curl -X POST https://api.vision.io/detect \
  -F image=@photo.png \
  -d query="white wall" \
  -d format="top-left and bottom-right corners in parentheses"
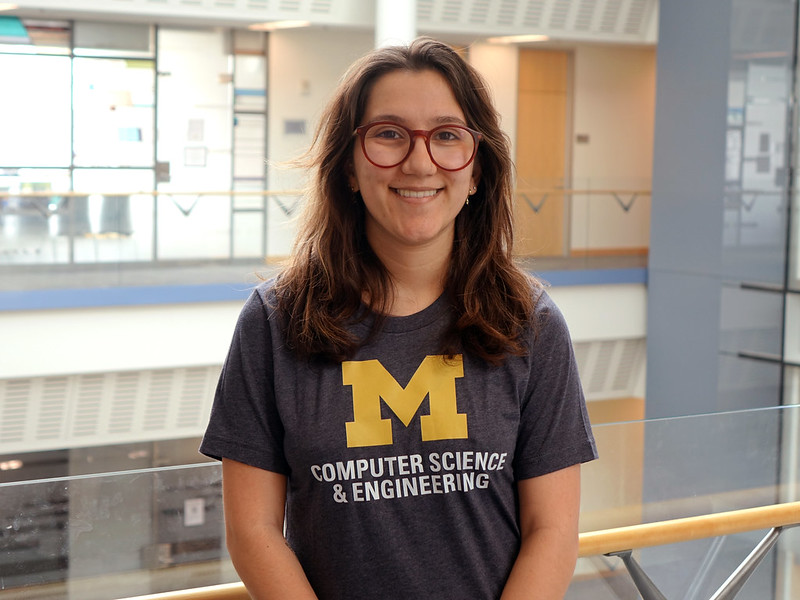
top-left (549, 284), bottom-right (647, 342)
top-left (0, 284), bottom-right (646, 379)
top-left (0, 302), bottom-right (243, 379)
top-left (468, 42), bottom-right (519, 157)
top-left (266, 28), bottom-right (373, 256)
top-left (571, 44), bottom-right (656, 252)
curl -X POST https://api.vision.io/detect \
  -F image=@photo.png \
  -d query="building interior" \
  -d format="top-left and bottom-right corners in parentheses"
top-left (0, 0), bottom-right (798, 598)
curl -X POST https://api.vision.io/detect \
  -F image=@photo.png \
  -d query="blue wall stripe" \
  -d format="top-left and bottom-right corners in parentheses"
top-left (534, 267), bottom-right (648, 287)
top-left (0, 284), bottom-right (256, 312)
top-left (0, 268), bottom-right (646, 312)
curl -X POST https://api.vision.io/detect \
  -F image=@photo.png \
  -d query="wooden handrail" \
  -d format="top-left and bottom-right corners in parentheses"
top-left (122, 583), bottom-right (247, 600)
top-left (118, 501), bottom-right (800, 600)
top-left (578, 500), bottom-right (800, 557)
top-left (516, 188), bottom-right (652, 196)
top-left (0, 188), bottom-right (653, 198)
top-left (0, 190), bottom-right (304, 198)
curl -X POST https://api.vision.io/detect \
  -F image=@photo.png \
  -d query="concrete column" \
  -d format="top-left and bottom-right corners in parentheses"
top-left (374, 0), bottom-right (416, 48)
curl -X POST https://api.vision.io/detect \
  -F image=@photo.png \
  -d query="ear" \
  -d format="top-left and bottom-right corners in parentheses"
top-left (469, 160), bottom-right (481, 191)
top-left (346, 162), bottom-right (359, 192)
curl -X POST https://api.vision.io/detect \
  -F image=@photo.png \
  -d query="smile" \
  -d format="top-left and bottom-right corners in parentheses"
top-left (393, 188), bottom-right (441, 199)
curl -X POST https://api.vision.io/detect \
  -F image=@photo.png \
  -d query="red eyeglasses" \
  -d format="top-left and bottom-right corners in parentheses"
top-left (354, 121), bottom-right (482, 171)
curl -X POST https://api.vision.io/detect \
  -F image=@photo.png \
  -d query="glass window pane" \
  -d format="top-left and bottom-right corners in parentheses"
top-left (0, 168), bottom-right (72, 265)
top-left (73, 58), bottom-right (155, 168)
top-left (0, 54), bottom-right (71, 166)
top-left (71, 168), bottom-right (155, 263)
top-left (156, 28), bottom-right (232, 190)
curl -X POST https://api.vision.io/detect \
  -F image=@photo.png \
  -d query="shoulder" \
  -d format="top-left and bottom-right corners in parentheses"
top-left (233, 278), bottom-right (283, 331)
top-left (528, 285), bottom-right (573, 346)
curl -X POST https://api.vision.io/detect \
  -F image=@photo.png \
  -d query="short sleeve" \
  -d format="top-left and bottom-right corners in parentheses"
top-left (513, 292), bottom-right (598, 480)
top-left (199, 286), bottom-right (290, 474)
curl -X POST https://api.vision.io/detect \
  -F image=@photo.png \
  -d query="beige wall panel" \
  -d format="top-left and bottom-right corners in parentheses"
top-left (515, 49), bottom-right (569, 256)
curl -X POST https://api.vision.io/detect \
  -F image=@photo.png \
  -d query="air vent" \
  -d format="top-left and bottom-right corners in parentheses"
top-left (497, 1), bottom-right (517, 27)
top-left (176, 368), bottom-right (214, 428)
top-left (144, 370), bottom-right (174, 432)
top-left (0, 379), bottom-right (30, 444)
top-left (574, 0), bottom-right (596, 31)
top-left (573, 338), bottom-right (646, 400)
top-left (279, 0), bottom-right (301, 11)
top-left (37, 377), bottom-right (69, 441)
top-left (310, 0), bottom-right (333, 13)
top-left (0, 366), bottom-right (221, 454)
top-left (469, 0), bottom-right (490, 25)
top-left (108, 372), bottom-right (140, 435)
top-left (624, 0), bottom-right (647, 34)
top-left (418, 0), bottom-right (435, 21)
top-left (441, 0), bottom-right (464, 23)
top-left (600, 0), bottom-right (623, 33)
top-left (97, 0), bottom-right (654, 43)
top-left (522, 0), bottom-right (546, 28)
top-left (72, 374), bottom-right (104, 438)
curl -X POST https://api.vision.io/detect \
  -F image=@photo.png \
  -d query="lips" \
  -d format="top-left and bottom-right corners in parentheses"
top-left (393, 188), bottom-right (441, 199)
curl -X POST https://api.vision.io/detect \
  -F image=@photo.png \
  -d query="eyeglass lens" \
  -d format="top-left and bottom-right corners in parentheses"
top-left (361, 123), bottom-right (477, 170)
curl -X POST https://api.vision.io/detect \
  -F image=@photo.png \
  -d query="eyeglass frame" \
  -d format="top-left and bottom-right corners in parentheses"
top-left (353, 121), bottom-right (483, 172)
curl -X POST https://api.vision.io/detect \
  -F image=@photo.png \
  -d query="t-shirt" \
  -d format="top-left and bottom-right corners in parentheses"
top-left (200, 280), bottom-right (597, 600)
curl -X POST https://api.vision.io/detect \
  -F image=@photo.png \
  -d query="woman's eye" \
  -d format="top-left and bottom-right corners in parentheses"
top-left (434, 128), bottom-right (462, 142)
top-left (372, 128), bottom-right (405, 140)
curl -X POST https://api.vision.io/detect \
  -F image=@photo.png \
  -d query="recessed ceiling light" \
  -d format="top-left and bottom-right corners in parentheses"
top-left (487, 34), bottom-right (550, 44)
top-left (248, 20), bottom-right (311, 31)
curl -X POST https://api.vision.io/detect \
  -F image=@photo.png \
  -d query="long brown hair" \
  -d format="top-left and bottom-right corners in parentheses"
top-left (274, 37), bottom-right (539, 365)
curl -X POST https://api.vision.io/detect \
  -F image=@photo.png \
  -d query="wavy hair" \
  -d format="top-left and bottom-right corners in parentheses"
top-left (274, 37), bottom-right (540, 365)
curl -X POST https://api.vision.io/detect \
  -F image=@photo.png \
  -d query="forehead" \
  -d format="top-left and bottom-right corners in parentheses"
top-left (362, 68), bottom-right (466, 124)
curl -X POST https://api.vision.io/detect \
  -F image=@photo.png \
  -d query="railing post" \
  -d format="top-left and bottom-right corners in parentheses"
top-left (607, 550), bottom-right (669, 600)
top-left (708, 526), bottom-right (786, 600)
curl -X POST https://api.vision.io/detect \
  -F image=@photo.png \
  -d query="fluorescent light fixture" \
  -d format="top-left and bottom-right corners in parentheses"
top-left (487, 34), bottom-right (549, 44)
top-left (248, 20), bottom-right (311, 31)
top-left (0, 4), bottom-right (19, 11)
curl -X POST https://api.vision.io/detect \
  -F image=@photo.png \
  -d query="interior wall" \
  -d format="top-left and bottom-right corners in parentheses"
top-left (468, 42), bottom-right (520, 160)
top-left (571, 44), bottom-right (656, 253)
top-left (266, 28), bottom-right (373, 257)
top-left (0, 302), bottom-right (243, 379)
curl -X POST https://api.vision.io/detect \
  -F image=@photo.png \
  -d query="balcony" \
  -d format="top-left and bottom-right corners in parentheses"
top-left (2, 404), bottom-right (798, 599)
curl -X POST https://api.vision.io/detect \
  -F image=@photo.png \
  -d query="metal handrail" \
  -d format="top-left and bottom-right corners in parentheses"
top-left (0, 188), bottom-right (652, 199)
top-left (117, 500), bottom-right (800, 600)
top-left (0, 190), bottom-right (304, 198)
top-left (578, 500), bottom-right (800, 556)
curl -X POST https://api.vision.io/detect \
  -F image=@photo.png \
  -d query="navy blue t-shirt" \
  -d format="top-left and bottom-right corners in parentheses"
top-left (200, 280), bottom-right (597, 599)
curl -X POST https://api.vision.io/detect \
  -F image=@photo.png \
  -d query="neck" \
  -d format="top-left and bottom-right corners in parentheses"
top-left (369, 237), bottom-right (451, 317)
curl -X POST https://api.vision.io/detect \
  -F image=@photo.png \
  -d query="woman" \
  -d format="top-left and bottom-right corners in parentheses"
top-left (201, 37), bottom-right (597, 599)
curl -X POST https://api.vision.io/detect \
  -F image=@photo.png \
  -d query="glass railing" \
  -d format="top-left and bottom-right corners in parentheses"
top-left (7, 403), bottom-right (790, 599)
top-left (573, 403), bottom-right (800, 600)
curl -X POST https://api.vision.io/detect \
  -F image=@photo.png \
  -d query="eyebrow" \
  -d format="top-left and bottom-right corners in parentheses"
top-left (368, 114), bottom-right (468, 127)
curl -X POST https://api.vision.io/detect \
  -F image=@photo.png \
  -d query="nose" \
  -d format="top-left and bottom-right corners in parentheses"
top-left (401, 133), bottom-right (437, 174)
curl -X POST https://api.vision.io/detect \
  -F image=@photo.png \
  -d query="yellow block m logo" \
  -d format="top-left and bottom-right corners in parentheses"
top-left (342, 355), bottom-right (468, 448)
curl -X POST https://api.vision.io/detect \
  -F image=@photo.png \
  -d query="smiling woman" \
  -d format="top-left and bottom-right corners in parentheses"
top-left (200, 37), bottom-right (597, 600)
top-left (348, 68), bottom-right (480, 293)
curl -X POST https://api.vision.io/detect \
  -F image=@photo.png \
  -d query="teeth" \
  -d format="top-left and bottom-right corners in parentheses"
top-left (395, 188), bottom-right (438, 198)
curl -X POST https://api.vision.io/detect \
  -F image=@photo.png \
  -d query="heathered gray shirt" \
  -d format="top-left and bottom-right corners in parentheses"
top-left (200, 280), bottom-right (597, 599)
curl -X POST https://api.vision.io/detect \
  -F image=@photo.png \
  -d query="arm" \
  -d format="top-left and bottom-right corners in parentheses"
top-left (500, 464), bottom-right (582, 600)
top-left (222, 458), bottom-right (318, 600)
